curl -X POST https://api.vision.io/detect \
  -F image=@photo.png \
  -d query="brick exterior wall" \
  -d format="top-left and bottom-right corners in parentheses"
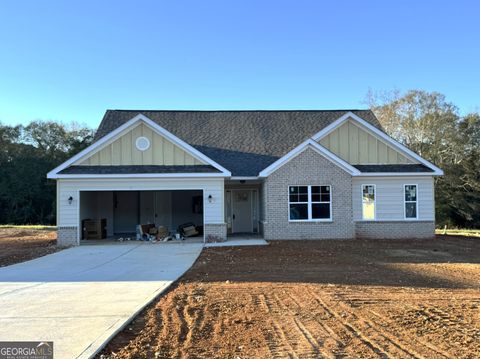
top-left (204, 223), bottom-right (227, 241)
top-left (355, 221), bottom-right (435, 239)
top-left (263, 148), bottom-right (355, 240)
top-left (57, 226), bottom-right (79, 246)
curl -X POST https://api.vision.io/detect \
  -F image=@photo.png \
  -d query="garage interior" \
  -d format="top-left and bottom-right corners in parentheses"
top-left (79, 190), bottom-right (204, 241)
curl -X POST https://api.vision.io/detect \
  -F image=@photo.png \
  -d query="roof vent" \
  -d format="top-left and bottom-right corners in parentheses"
top-left (135, 136), bottom-right (150, 151)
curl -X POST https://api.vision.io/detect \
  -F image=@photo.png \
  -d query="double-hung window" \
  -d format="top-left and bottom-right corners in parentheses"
top-left (404, 184), bottom-right (418, 219)
top-left (289, 185), bottom-right (331, 221)
top-left (362, 185), bottom-right (375, 220)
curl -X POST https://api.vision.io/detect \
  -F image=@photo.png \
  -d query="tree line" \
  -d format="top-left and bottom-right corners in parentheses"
top-left (367, 90), bottom-right (480, 228)
top-left (0, 121), bottom-right (94, 224)
top-left (0, 90), bottom-right (479, 228)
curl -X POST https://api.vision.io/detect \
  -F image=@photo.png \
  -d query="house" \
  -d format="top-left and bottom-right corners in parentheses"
top-left (47, 110), bottom-right (443, 246)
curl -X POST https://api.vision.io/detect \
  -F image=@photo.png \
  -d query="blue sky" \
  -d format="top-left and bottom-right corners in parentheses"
top-left (0, 1), bottom-right (478, 128)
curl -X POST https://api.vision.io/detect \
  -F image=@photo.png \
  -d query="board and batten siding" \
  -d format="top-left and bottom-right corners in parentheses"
top-left (75, 123), bottom-right (205, 166)
top-left (57, 178), bottom-right (225, 238)
top-left (352, 176), bottom-right (435, 221)
top-left (319, 120), bottom-right (415, 165)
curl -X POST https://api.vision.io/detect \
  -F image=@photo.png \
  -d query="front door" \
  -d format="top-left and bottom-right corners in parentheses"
top-left (232, 190), bottom-right (252, 233)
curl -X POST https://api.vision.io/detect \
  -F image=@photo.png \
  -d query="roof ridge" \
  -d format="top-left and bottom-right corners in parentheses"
top-left (107, 109), bottom-right (373, 113)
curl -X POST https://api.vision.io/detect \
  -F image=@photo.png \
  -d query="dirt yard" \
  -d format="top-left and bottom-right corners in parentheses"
top-left (0, 227), bottom-right (58, 267)
top-left (99, 236), bottom-right (480, 359)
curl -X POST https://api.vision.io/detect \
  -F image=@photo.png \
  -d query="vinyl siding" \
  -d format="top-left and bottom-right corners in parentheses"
top-left (319, 120), bottom-right (415, 165)
top-left (76, 123), bottom-right (205, 166)
top-left (352, 176), bottom-right (435, 221)
top-left (57, 178), bottom-right (225, 238)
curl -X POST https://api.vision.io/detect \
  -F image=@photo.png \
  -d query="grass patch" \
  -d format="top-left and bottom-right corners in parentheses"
top-left (436, 228), bottom-right (480, 238)
top-left (0, 225), bottom-right (57, 230)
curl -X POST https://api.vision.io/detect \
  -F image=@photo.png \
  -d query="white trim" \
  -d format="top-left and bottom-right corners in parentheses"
top-left (355, 172), bottom-right (437, 177)
top-left (311, 112), bottom-right (353, 140)
top-left (47, 114), bottom-right (231, 179)
top-left (361, 184), bottom-right (376, 221)
top-left (404, 183), bottom-right (419, 220)
top-left (259, 139), bottom-right (361, 177)
top-left (311, 112), bottom-right (443, 176)
top-left (52, 172), bottom-right (228, 179)
top-left (288, 184), bottom-right (332, 222)
top-left (354, 219), bottom-right (432, 222)
top-left (78, 188), bottom-right (207, 243)
top-left (230, 176), bottom-right (260, 180)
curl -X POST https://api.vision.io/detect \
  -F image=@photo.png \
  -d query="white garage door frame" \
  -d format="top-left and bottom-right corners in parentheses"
top-left (78, 188), bottom-right (206, 242)
top-left (57, 177), bottom-right (225, 245)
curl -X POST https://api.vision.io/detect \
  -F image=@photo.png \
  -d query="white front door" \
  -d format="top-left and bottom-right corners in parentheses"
top-left (232, 190), bottom-right (253, 233)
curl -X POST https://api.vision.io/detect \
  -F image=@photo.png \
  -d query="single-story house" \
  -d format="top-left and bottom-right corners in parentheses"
top-left (47, 110), bottom-right (443, 246)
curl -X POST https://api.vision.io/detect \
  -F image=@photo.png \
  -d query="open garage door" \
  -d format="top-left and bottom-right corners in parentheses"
top-left (80, 190), bottom-right (204, 240)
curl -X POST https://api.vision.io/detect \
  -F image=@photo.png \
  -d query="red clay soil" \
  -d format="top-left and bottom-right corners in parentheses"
top-left (0, 228), bottom-right (58, 267)
top-left (99, 236), bottom-right (480, 359)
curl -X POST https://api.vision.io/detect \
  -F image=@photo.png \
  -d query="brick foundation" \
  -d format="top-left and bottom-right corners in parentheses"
top-left (57, 226), bottom-right (79, 246)
top-left (355, 221), bottom-right (435, 239)
top-left (204, 223), bottom-right (227, 241)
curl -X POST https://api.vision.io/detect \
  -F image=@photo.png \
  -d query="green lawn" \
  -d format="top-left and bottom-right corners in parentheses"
top-left (435, 228), bottom-right (480, 238)
top-left (0, 225), bottom-right (57, 230)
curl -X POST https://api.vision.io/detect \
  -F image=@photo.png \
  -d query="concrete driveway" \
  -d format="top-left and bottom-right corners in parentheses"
top-left (0, 242), bottom-right (203, 359)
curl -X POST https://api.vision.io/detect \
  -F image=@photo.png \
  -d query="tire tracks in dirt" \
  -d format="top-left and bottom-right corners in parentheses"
top-left (307, 287), bottom-right (421, 358)
top-left (366, 307), bottom-right (452, 358)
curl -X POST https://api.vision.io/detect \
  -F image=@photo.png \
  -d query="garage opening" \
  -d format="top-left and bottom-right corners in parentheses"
top-left (79, 190), bottom-right (204, 242)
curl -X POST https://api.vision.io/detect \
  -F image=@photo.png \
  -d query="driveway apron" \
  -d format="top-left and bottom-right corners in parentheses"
top-left (0, 242), bottom-right (203, 359)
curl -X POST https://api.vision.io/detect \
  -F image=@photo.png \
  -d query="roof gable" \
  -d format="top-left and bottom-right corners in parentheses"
top-left (75, 122), bottom-right (206, 167)
top-left (259, 139), bottom-right (361, 177)
top-left (94, 110), bottom-right (381, 176)
top-left (312, 112), bottom-right (443, 175)
top-left (318, 119), bottom-right (415, 165)
top-left (47, 114), bottom-right (231, 178)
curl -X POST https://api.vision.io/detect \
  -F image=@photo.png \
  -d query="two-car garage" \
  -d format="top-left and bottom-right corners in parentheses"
top-left (55, 178), bottom-right (226, 245)
top-left (80, 189), bottom-right (204, 238)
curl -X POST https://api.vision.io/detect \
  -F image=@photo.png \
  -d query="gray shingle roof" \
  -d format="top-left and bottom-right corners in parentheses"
top-left (94, 110), bottom-right (381, 176)
top-left (59, 165), bottom-right (220, 175)
top-left (353, 164), bottom-right (433, 173)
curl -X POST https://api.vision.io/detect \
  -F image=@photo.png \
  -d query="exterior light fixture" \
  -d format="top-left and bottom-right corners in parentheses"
top-left (208, 194), bottom-right (213, 203)
top-left (68, 196), bottom-right (73, 205)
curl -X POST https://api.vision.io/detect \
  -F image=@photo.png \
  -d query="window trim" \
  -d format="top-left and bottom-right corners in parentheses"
top-left (403, 184), bottom-right (419, 220)
top-left (361, 184), bottom-right (376, 221)
top-left (288, 185), bottom-right (332, 222)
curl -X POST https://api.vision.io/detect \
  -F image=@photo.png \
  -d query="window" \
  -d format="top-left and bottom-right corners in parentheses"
top-left (289, 185), bottom-right (331, 221)
top-left (404, 184), bottom-right (418, 219)
top-left (289, 186), bottom-right (308, 220)
top-left (362, 185), bottom-right (375, 220)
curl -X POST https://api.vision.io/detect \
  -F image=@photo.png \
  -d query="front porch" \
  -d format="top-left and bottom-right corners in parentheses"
top-left (225, 178), bottom-right (264, 238)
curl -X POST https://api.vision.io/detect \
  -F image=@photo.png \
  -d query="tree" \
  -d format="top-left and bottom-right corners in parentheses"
top-left (365, 89), bottom-right (460, 165)
top-left (366, 89), bottom-right (480, 228)
top-left (0, 120), bottom-right (94, 225)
